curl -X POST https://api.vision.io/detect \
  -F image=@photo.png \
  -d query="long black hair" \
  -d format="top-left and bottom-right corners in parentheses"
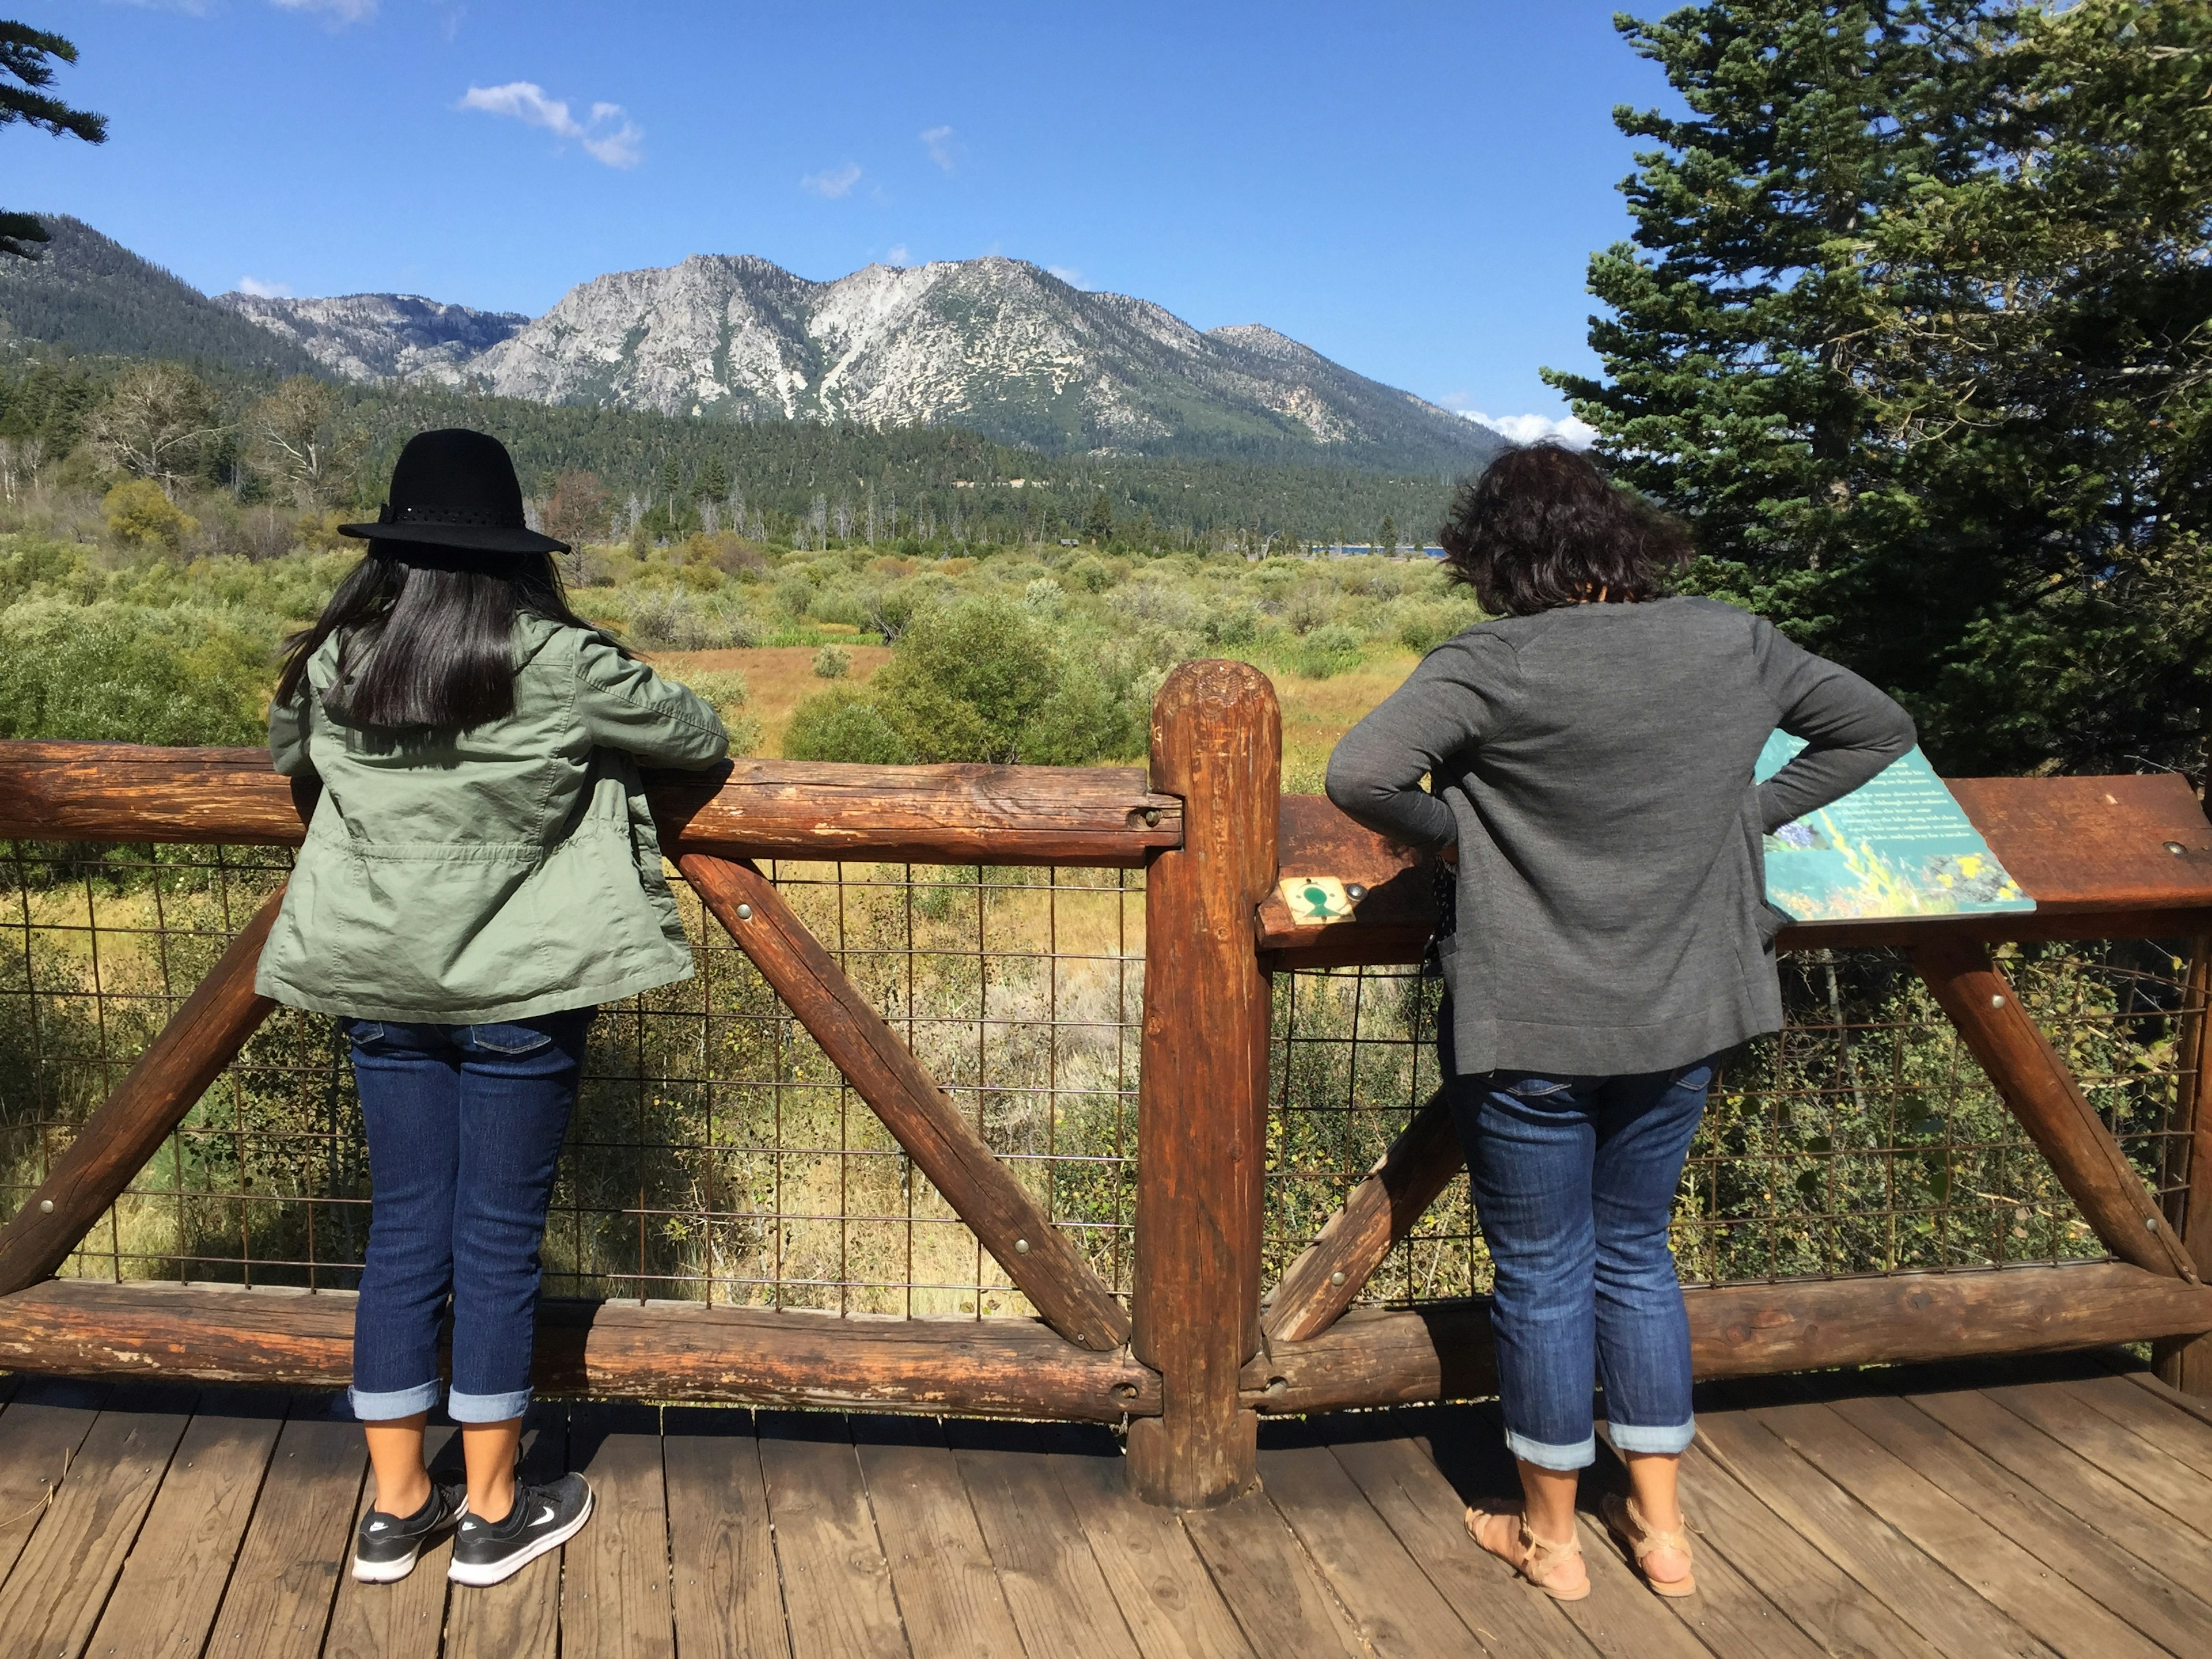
top-left (1438, 442), bottom-right (1691, 616)
top-left (274, 546), bottom-right (603, 731)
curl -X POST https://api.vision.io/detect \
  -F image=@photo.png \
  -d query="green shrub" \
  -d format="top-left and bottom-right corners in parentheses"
top-left (782, 685), bottom-right (915, 764)
top-left (866, 596), bottom-right (1145, 764)
top-left (102, 479), bottom-right (198, 552)
top-left (0, 599), bottom-right (275, 744)
top-left (1285, 622), bottom-right (1365, 680)
top-left (812, 643), bottom-right (852, 680)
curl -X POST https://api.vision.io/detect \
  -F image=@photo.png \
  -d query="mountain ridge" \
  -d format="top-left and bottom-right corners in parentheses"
top-left (1, 218), bottom-right (1498, 474)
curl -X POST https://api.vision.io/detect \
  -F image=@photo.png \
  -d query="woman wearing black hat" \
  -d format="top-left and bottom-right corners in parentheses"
top-left (259, 430), bottom-right (730, 1588)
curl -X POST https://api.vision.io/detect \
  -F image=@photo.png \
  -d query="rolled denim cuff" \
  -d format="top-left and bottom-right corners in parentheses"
top-left (1504, 1426), bottom-right (1596, 1471)
top-left (348, 1380), bottom-right (441, 1422)
top-left (1609, 1418), bottom-right (1696, 1456)
top-left (447, 1384), bottom-right (532, 1425)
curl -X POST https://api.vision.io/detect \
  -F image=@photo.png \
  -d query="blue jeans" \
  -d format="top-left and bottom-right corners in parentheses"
top-left (343, 1012), bottom-right (590, 1425)
top-left (1444, 1028), bottom-right (1713, 1470)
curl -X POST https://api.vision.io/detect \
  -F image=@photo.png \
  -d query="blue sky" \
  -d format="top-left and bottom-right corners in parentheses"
top-left (29, 1), bottom-right (1682, 436)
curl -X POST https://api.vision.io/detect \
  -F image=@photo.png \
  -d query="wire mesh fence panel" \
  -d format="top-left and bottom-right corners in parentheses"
top-left (2, 838), bottom-right (2199, 1320)
top-left (0, 844), bottom-right (1143, 1319)
top-left (1267, 941), bottom-right (2205, 1302)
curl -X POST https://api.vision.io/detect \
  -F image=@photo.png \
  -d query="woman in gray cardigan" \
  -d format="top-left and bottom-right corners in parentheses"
top-left (1326, 444), bottom-right (1914, 1600)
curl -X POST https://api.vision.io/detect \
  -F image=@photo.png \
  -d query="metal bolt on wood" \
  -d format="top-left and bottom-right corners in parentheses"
top-left (734, 903), bottom-right (752, 920)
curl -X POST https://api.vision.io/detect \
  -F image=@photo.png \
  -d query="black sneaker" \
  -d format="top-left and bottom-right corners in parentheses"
top-left (352, 1481), bottom-right (466, 1583)
top-left (447, 1472), bottom-right (593, 1587)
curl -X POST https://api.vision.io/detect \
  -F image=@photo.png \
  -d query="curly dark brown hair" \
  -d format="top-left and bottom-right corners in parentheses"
top-left (1437, 442), bottom-right (1691, 616)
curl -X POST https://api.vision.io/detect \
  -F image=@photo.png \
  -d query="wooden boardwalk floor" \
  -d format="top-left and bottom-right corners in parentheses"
top-left (2, 1353), bottom-right (2210, 1657)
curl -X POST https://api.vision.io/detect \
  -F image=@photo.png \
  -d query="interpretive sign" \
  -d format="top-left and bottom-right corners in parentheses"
top-left (1758, 733), bottom-right (2036, 921)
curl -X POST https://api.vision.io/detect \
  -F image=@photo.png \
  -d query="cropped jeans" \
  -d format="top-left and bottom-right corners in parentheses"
top-left (1442, 1008), bottom-right (1714, 1470)
top-left (343, 1011), bottom-right (591, 1425)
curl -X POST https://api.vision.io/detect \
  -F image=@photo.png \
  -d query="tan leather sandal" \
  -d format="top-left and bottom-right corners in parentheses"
top-left (1465, 1506), bottom-right (1592, 1601)
top-left (1600, 1491), bottom-right (1696, 1597)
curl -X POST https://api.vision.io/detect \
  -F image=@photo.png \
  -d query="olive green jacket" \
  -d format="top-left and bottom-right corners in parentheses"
top-left (255, 616), bottom-right (729, 1023)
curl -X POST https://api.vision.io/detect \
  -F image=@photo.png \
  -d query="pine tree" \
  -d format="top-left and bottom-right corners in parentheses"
top-left (1083, 490), bottom-right (1114, 545)
top-left (1548, 0), bottom-right (2212, 775)
top-left (1376, 513), bottom-right (1398, 557)
top-left (0, 24), bottom-right (106, 260)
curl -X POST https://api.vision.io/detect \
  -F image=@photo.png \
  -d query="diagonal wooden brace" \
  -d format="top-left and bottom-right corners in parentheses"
top-left (1264, 1089), bottom-right (1460, 1343)
top-left (1915, 939), bottom-right (2199, 1281)
top-left (677, 853), bottom-right (1132, 1352)
top-left (0, 885), bottom-right (285, 1297)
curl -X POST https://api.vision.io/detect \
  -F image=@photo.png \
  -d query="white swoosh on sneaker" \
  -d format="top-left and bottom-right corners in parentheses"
top-left (533, 1506), bottom-right (556, 1527)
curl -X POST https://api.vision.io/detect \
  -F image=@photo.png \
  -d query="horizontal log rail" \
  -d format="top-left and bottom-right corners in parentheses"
top-left (6, 1260), bottom-right (2199, 1423)
top-left (1243, 1262), bottom-right (2212, 1417)
top-left (0, 1279), bottom-right (1158, 1421)
top-left (1260, 774), bottom-right (2212, 967)
top-left (0, 742), bottom-right (1183, 868)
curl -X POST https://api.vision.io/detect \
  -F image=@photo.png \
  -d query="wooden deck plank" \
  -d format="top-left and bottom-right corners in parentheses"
top-left (1257, 1422), bottom-right (1516, 1658)
top-left (0, 1384), bottom-right (192, 1659)
top-left (1578, 1425), bottom-right (1828, 1659)
top-left (1423, 1404), bottom-right (1717, 1659)
top-left (1669, 1434), bottom-right (1948, 1659)
top-left (321, 1421), bottom-right (461, 1659)
top-left (1904, 1383), bottom-right (2212, 1600)
top-left (853, 1416), bottom-right (1026, 1659)
top-left (1826, 1389), bottom-right (2212, 1657)
top-left (1179, 1485), bottom-right (1369, 1659)
top-left (1982, 1380), bottom-right (2212, 1540)
top-left (1741, 1390), bottom-right (2168, 1659)
top-left (757, 1411), bottom-right (909, 1659)
top-left (664, 1406), bottom-right (791, 1659)
top-left (945, 1418), bottom-right (1143, 1659)
top-left (561, 1402), bottom-right (675, 1659)
top-left (1694, 1398), bottom-right (2058, 1659)
top-left (86, 1391), bottom-right (287, 1659)
top-left (1322, 1422), bottom-right (1600, 1659)
top-left (440, 1406), bottom-right (567, 1659)
top-left (2063, 1372), bottom-right (2212, 1486)
top-left (1039, 1423), bottom-right (1257, 1659)
top-left (201, 1398), bottom-right (368, 1659)
top-left (2120, 1368), bottom-right (2212, 1433)
top-left (0, 1378), bottom-right (105, 1586)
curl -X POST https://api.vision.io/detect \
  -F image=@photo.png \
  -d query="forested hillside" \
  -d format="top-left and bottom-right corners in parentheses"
top-left (0, 352), bottom-right (1459, 548)
top-left (0, 217), bottom-right (320, 375)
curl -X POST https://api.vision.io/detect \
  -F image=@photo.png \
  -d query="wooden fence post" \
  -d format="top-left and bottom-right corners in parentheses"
top-left (1128, 660), bottom-right (1279, 1507)
top-left (2158, 937), bottom-right (2212, 1393)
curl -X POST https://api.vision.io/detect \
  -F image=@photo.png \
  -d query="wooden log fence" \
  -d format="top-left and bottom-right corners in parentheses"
top-left (2, 666), bottom-right (2211, 1509)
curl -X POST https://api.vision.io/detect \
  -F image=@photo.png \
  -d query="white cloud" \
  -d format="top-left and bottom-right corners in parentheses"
top-left (271, 0), bottom-right (378, 21)
top-left (885, 244), bottom-right (911, 266)
top-left (1047, 264), bottom-right (1085, 288)
top-left (802, 162), bottom-right (862, 199)
top-left (1459, 409), bottom-right (1599, 449)
top-left (237, 276), bottom-right (292, 298)
top-left (459, 81), bottom-right (644, 169)
top-left (920, 124), bottom-right (955, 172)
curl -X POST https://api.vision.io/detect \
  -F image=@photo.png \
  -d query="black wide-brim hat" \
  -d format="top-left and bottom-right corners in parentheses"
top-left (339, 427), bottom-right (570, 555)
